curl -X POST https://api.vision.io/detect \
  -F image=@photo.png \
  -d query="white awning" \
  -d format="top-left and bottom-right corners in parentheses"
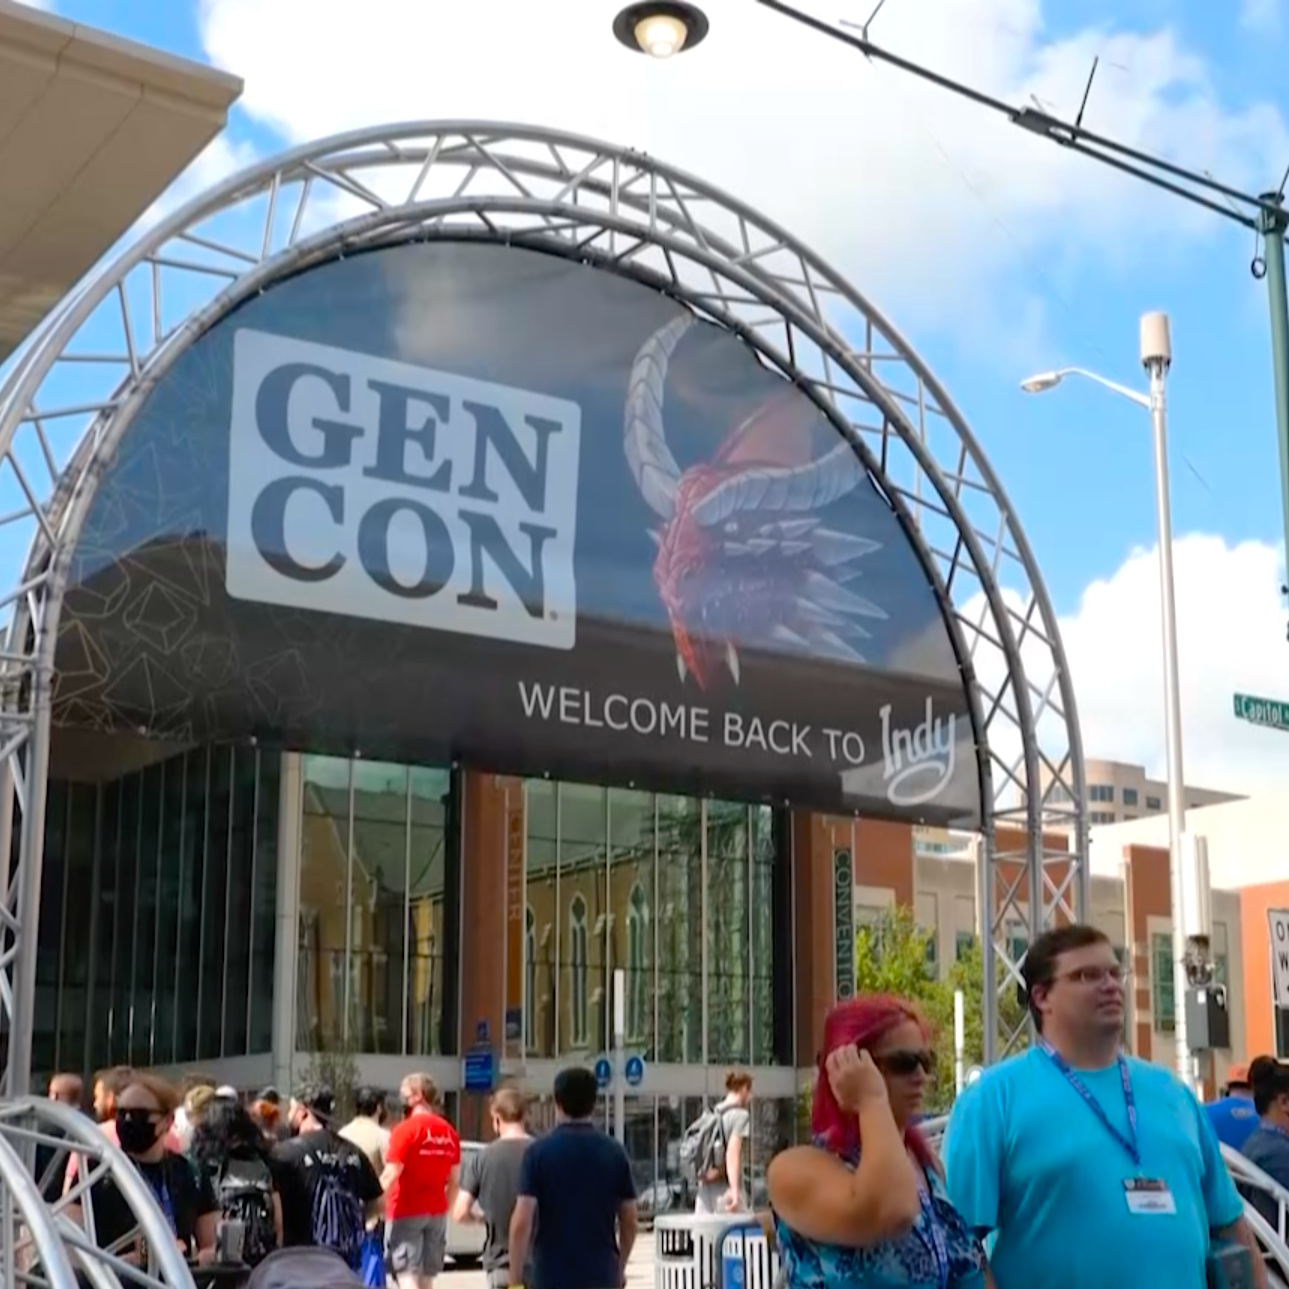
top-left (0, 0), bottom-right (243, 362)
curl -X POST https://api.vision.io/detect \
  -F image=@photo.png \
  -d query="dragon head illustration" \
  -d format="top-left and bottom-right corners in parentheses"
top-left (624, 313), bottom-right (889, 691)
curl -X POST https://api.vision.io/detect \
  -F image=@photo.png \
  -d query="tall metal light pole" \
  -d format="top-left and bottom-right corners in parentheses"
top-left (1021, 313), bottom-right (1198, 1089)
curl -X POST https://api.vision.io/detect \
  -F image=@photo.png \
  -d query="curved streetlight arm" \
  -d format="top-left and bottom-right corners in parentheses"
top-left (1055, 367), bottom-right (1151, 409)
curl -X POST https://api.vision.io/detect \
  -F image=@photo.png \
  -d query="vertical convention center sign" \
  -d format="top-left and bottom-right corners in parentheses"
top-left (55, 241), bottom-right (980, 825)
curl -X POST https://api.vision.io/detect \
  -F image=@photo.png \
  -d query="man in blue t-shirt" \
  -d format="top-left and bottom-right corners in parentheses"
top-left (509, 1067), bottom-right (638, 1289)
top-left (1207, 1063), bottom-right (1260, 1151)
top-left (944, 924), bottom-right (1264, 1289)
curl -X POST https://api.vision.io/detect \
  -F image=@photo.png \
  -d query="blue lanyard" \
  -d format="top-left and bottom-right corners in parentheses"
top-left (1041, 1041), bottom-right (1140, 1167)
top-left (918, 1185), bottom-right (951, 1289)
top-left (142, 1170), bottom-right (177, 1236)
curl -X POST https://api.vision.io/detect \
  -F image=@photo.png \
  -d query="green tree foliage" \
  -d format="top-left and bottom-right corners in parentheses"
top-left (298, 1042), bottom-right (362, 1122)
top-left (847, 906), bottom-right (1030, 1114)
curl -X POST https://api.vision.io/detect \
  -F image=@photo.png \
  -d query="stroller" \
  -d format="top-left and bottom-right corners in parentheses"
top-left (246, 1248), bottom-right (366, 1289)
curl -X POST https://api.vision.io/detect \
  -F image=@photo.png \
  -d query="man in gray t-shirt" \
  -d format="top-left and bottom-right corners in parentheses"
top-left (453, 1090), bottom-right (532, 1287)
top-left (694, 1073), bottom-right (754, 1214)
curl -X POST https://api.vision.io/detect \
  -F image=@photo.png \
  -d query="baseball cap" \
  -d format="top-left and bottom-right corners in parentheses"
top-left (1226, 1062), bottom-right (1252, 1087)
top-left (256, 1086), bottom-right (281, 1105)
top-left (296, 1084), bottom-right (336, 1122)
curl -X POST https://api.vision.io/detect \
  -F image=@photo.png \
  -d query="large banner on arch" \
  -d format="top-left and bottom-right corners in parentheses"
top-left (53, 240), bottom-right (980, 824)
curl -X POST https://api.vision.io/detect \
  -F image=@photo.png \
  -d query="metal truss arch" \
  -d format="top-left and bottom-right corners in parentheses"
top-left (0, 123), bottom-right (1086, 1094)
top-left (0, 1098), bottom-right (195, 1288)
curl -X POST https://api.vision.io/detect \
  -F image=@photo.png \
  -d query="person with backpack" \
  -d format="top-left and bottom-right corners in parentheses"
top-left (273, 1085), bottom-right (383, 1272)
top-left (190, 1096), bottom-right (283, 1267)
top-left (682, 1070), bottom-right (754, 1214)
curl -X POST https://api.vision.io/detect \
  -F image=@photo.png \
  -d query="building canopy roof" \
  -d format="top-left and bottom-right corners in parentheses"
top-left (0, 0), bottom-right (242, 363)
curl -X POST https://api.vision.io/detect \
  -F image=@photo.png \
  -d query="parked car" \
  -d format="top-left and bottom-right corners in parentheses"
top-left (446, 1140), bottom-right (487, 1266)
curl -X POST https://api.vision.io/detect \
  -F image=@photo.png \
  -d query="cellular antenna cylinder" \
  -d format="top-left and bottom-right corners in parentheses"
top-left (1140, 311), bottom-right (1173, 371)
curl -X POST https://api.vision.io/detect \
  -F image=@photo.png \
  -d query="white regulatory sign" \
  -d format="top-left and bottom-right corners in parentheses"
top-left (1268, 909), bottom-right (1289, 1007)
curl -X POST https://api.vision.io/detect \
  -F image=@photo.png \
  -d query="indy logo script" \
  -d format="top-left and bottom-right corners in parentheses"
top-left (225, 329), bottom-right (582, 649)
top-left (880, 698), bottom-right (956, 807)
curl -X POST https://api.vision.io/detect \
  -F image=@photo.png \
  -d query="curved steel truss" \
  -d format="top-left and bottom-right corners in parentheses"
top-left (0, 122), bottom-right (1086, 1090)
top-left (0, 1097), bottom-right (195, 1287)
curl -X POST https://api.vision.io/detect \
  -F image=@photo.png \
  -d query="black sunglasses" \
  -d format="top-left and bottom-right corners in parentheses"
top-left (874, 1049), bottom-right (935, 1076)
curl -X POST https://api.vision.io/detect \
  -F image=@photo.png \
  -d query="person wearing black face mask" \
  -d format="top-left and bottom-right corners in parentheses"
top-left (69, 1072), bottom-right (220, 1268)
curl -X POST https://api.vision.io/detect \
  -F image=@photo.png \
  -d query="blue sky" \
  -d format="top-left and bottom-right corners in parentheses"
top-left (14, 0), bottom-right (1289, 792)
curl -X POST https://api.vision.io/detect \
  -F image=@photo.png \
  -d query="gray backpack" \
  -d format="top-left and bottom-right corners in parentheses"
top-left (679, 1107), bottom-right (729, 1183)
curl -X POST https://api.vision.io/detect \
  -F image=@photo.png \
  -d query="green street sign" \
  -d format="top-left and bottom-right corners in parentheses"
top-left (1233, 692), bottom-right (1289, 731)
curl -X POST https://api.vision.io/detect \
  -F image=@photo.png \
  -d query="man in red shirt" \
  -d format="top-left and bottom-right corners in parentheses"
top-left (381, 1073), bottom-right (461, 1289)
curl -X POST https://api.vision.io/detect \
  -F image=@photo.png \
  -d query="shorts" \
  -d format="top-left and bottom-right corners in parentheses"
top-left (385, 1214), bottom-right (448, 1277)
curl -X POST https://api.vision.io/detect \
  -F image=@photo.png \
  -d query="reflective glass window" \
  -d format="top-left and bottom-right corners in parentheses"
top-left (296, 755), bottom-right (456, 1057)
top-left (408, 764), bottom-right (452, 1056)
top-left (36, 742), bottom-right (282, 1073)
top-left (521, 783), bottom-right (783, 1069)
top-left (130, 762), bottom-right (162, 1067)
top-left (300, 755), bottom-right (351, 1052)
top-left (350, 761), bottom-right (409, 1054)
top-left (250, 752), bottom-right (281, 1053)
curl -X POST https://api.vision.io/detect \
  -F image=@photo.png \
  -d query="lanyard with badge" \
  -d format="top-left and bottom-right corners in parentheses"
top-left (1040, 1041), bottom-right (1176, 1216)
top-left (917, 1182), bottom-right (951, 1289)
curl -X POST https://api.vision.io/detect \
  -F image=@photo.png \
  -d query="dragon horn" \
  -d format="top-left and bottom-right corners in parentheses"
top-left (690, 440), bottom-right (865, 528)
top-left (624, 312), bottom-right (692, 521)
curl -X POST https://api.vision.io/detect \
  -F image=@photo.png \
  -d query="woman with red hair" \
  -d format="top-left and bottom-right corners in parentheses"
top-left (766, 995), bottom-right (987, 1289)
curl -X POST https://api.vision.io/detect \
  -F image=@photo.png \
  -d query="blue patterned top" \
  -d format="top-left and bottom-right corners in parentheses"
top-left (774, 1144), bottom-right (986, 1289)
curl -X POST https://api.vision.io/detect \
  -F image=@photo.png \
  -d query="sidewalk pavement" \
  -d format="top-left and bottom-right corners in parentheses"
top-left (441, 1239), bottom-right (655, 1289)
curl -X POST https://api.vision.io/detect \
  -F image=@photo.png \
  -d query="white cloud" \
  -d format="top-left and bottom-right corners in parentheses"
top-left (195, 0), bottom-right (1287, 337)
top-left (135, 133), bottom-right (259, 234)
top-left (1241, 0), bottom-right (1280, 35)
top-left (978, 535), bottom-right (1289, 803)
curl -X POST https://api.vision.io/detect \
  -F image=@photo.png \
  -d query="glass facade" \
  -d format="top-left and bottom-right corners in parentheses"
top-left (31, 745), bottom-right (280, 1077)
top-left (296, 755), bottom-right (460, 1056)
top-left (522, 782), bottom-right (792, 1066)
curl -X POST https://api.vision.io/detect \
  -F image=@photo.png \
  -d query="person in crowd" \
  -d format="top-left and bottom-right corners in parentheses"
top-left (1238, 1057), bottom-right (1289, 1229)
top-left (944, 923), bottom-right (1263, 1289)
top-left (251, 1087), bottom-right (291, 1142)
top-left (189, 1095), bottom-right (283, 1265)
top-left (48, 1072), bottom-right (84, 1109)
top-left (342, 1087), bottom-right (391, 1286)
top-left (36, 1072), bottom-right (85, 1201)
top-left (687, 1070), bottom-right (754, 1214)
top-left (94, 1065), bottom-right (134, 1125)
top-left (1208, 1062), bottom-right (1261, 1151)
top-left (452, 1087), bottom-right (532, 1288)
top-left (381, 1073), bottom-right (461, 1289)
top-left (67, 1065), bottom-right (187, 1195)
top-left (509, 1066), bottom-right (637, 1289)
top-left (273, 1085), bottom-right (382, 1270)
top-left (179, 1085), bottom-right (219, 1150)
top-left (174, 1074), bottom-right (217, 1147)
top-left (342, 1087), bottom-right (391, 1174)
top-left (69, 1071), bottom-right (218, 1266)
top-left (767, 995), bottom-right (984, 1289)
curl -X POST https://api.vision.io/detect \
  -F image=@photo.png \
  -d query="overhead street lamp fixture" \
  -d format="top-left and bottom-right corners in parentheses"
top-left (612, 1), bottom-right (709, 58)
top-left (1020, 367), bottom-right (1149, 408)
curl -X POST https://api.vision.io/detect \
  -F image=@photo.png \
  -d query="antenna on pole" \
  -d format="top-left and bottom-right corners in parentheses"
top-left (1074, 56), bottom-right (1099, 131)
